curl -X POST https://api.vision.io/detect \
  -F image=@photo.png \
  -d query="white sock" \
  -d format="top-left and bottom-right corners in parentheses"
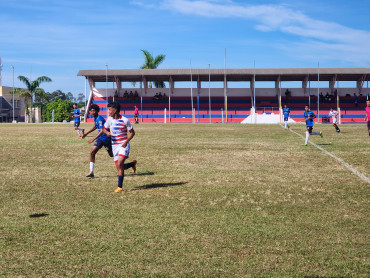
top-left (90, 162), bottom-right (94, 173)
top-left (284, 121), bottom-right (288, 128)
top-left (76, 130), bottom-right (81, 136)
top-left (305, 131), bottom-right (309, 144)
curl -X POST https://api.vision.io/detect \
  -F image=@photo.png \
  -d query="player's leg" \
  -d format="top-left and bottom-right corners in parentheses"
top-left (311, 127), bottom-right (323, 137)
top-left (311, 131), bottom-right (323, 137)
top-left (304, 126), bottom-right (311, 145)
top-left (367, 121), bottom-right (370, 136)
top-left (105, 142), bottom-right (113, 158)
top-left (86, 145), bottom-right (100, 178)
top-left (284, 119), bottom-right (288, 129)
top-left (333, 118), bottom-right (340, 132)
top-left (115, 156), bottom-right (127, 193)
top-left (114, 143), bottom-right (130, 193)
top-left (74, 122), bottom-right (84, 137)
top-left (124, 160), bottom-right (137, 173)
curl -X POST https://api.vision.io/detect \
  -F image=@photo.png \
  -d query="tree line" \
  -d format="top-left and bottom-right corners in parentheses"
top-left (15, 49), bottom-right (166, 123)
top-left (15, 76), bottom-right (85, 123)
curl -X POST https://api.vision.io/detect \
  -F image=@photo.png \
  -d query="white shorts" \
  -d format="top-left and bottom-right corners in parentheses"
top-left (332, 118), bottom-right (337, 124)
top-left (112, 142), bottom-right (130, 163)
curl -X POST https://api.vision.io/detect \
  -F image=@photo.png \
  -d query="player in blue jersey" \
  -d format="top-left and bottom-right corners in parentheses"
top-left (282, 104), bottom-right (290, 129)
top-left (73, 103), bottom-right (84, 137)
top-left (82, 104), bottom-right (113, 178)
top-left (303, 105), bottom-right (323, 146)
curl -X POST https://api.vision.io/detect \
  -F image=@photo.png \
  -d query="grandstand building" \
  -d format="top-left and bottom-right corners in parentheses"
top-left (77, 68), bottom-right (369, 124)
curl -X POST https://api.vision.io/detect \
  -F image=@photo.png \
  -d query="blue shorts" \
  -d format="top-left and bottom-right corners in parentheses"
top-left (94, 138), bottom-right (112, 152)
top-left (74, 122), bottom-right (80, 127)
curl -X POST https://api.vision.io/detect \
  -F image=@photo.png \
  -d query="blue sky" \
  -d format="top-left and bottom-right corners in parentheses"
top-left (0, 0), bottom-right (369, 96)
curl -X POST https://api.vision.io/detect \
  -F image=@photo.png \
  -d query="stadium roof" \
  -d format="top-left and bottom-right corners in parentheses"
top-left (77, 68), bottom-right (370, 83)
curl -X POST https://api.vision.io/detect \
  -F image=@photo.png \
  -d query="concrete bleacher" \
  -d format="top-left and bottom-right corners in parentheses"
top-left (86, 94), bottom-right (367, 124)
top-left (87, 96), bottom-right (251, 123)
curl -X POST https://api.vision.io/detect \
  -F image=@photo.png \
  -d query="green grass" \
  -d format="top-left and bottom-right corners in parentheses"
top-left (0, 123), bottom-right (369, 277)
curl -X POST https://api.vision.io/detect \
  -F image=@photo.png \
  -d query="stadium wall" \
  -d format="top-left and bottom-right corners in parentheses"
top-left (94, 87), bottom-right (366, 98)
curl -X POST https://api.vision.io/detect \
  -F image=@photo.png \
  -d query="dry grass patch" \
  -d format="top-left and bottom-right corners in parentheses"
top-left (0, 123), bottom-right (369, 277)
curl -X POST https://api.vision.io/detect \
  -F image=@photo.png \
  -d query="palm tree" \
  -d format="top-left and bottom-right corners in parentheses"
top-left (14, 88), bottom-right (32, 118)
top-left (35, 88), bottom-right (49, 119)
top-left (17, 76), bottom-right (52, 122)
top-left (140, 49), bottom-right (166, 88)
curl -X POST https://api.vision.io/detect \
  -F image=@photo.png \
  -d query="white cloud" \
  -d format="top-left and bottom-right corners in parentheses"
top-left (154, 0), bottom-right (370, 64)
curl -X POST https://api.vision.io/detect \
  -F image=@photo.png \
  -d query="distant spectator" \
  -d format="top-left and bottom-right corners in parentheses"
top-left (365, 100), bottom-right (370, 136)
top-left (134, 91), bottom-right (139, 100)
top-left (114, 90), bottom-right (118, 99)
top-left (134, 105), bottom-right (139, 124)
top-left (320, 92), bottom-right (324, 102)
top-left (285, 89), bottom-right (291, 99)
top-left (129, 91), bottom-right (134, 99)
top-left (354, 93), bottom-right (358, 107)
top-left (153, 93), bottom-right (159, 103)
top-left (123, 91), bottom-right (129, 99)
top-left (325, 92), bottom-right (330, 103)
top-left (163, 93), bottom-right (168, 100)
top-left (158, 92), bottom-right (163, 101)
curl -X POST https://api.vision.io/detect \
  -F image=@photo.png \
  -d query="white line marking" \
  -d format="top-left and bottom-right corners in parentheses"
top-left (282, 125), bottom-right (370, 184)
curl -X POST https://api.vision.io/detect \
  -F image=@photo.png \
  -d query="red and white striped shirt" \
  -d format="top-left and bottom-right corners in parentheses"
top-left (104, 115), bottom-right (133, 145)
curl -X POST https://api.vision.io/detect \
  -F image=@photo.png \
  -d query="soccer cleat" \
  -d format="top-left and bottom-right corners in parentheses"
top-left (320, 131), bottom-right (323, 138)
top-left (86, 172), bottom-right (94, 178)
top-left (302, 143), bottom-right (308, 146)
top-left (132, 160), bottom-right (137, 173)
top-left (114, 187), bottom-right (123, 193)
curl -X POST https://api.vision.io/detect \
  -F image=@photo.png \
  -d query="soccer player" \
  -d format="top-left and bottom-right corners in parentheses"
top-left (72, 103), bottom-right (84, 137)
top-left (303, 105), bottom-right (323, 146)
top-left (103, 102), bottom-right (137, 193)
top-left (282, 104), bottom-right (290, 129)
top-left (328, 107), bottom-right (341, 133)
top-left (82, 104), bottom-right (113, 178)
top-left (365, 100), bottom-right (370, 136)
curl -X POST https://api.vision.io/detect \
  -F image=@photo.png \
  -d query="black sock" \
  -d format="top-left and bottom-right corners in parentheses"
top-left (118, 175), bottom-right (124, 188)
top-left (124, 162), bottom-right (134, 170)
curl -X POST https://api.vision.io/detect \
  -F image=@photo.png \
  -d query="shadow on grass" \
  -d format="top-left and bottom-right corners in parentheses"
top-left (29, 213), bottom-right (49, 218)
top-left (132, 171), bottom-right (155, 176)
top-left (132, 182), bottom-right (188, 190)
top-left (95, 171), bottom-right (155, 179)
top-left (316, 143), bottom-right (332, 146)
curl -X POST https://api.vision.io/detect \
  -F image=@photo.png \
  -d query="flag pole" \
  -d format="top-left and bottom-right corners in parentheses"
top-left (190, 59), bottom-right (194, 124)
top-left (317, 62), bottom-right (320, 123)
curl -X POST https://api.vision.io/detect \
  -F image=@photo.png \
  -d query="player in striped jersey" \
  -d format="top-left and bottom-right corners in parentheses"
top-left (103, 102), bottom-right (137, 193)
top-left (328, 108), bottom-right (341, 133)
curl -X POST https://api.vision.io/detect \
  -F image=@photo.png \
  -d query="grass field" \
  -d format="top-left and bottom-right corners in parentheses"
top-left (0, 123), bottom-right (369, 277)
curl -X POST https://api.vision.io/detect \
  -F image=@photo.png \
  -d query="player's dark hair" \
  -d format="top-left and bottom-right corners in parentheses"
top-left (108, 101), bottom-right (121, 113)
top-left (89, 104), bottom-right (100, 112)
top-left (73, 103), bottom-right (77, 106)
